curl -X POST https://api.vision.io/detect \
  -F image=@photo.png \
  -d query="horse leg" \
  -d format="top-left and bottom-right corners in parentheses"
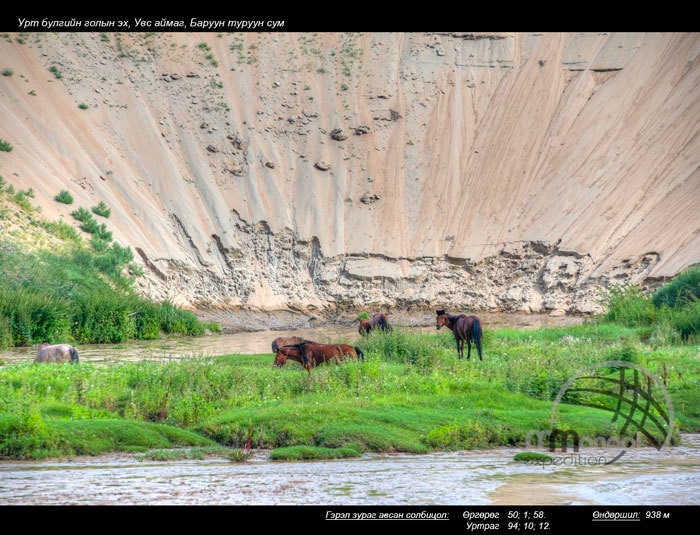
top-left (466, 337), bottom-right (472, 361)
top-left (455, 337), bottom-right (462, 360)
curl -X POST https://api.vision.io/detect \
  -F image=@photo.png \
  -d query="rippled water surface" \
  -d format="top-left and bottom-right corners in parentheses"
top-left (1, 437), bottom-right (698, 505)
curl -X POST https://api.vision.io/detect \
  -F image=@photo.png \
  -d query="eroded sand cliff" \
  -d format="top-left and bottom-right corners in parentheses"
top-left (0, 32), bottom-right (698, 324)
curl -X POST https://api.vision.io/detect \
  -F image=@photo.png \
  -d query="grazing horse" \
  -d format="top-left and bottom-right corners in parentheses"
top-left (34, 343), bottom-right (79, 364)
top-left (274, 341), bottom-right (365, 375)
top-left (271, 336), bottom-right (305, 354)
top-left (358, 312), bottom-right (390, 336)
top-left (435, 310), bottom-right (483, 361)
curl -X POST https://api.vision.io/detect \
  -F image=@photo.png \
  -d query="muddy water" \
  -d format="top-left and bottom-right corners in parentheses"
top-left (0, 312), bottom-right (583, 365)
top-left (0, 436), bottom-right (698, 505)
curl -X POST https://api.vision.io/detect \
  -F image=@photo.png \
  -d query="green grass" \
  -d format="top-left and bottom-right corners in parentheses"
top-left (0, 239), bottom-right (215, 347)
top-left (513, 452), bottom-right (553, 462)
top-left (653, 266), bottom-right (700, 308)
top-left (599, 274), bottom-right (700, 341)
top-left (135, 445), bottom-right (230, 461)
top-left (37, 219), bottom-right (82, 243)
top-left (270, 444), bottom-right (362, 460)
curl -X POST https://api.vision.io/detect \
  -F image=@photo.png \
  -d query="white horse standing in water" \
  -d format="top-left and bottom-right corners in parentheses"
top-left (34, 343), bottom-right (79, 364)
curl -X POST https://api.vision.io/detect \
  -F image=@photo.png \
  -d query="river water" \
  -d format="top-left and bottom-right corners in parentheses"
top-left (0, 436), bottom-right (698, 505)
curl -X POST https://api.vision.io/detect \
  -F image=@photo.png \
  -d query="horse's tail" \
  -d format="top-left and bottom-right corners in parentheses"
top-left (470, 317), bottom-right (483, 360)
top-left (272, 340), bottom-right (280, 353)
top-left (69, 347), bottom-right (79, 364)
top-left (355, 347), bottom-right (365, 361)
top-left (378, 315), bottom-right (388, 331)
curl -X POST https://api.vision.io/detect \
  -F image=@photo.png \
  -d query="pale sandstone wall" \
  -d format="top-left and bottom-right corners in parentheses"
top-left (0, 32), bottom-right (698, 318)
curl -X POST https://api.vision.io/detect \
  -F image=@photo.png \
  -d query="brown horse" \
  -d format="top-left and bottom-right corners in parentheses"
top-left (358, 319), bottom-right (371, 335)
top-left (34, 343), bottom-right (80, 364)
top-left (274, 341), bottom-right (365, 375)
top-left (358, 312), bottom-right (390, 336)
top-left (435, 310), bottom-right (483, 361)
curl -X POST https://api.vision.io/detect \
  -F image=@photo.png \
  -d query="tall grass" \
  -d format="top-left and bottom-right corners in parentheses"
top-left (653, 266), bottom-right (700, 308)
top-left (0, 241), bottom-right (214, 347)
top-left (598, 271), bottom-right (700, 342)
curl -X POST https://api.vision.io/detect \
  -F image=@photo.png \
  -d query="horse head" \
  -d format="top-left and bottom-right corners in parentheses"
top-left (436, 310), bottom-right (448, 330)
top-left (273, 350), bottom-right (286, 367)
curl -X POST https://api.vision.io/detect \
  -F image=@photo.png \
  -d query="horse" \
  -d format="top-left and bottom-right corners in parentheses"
top-left (358, 312), bottom-right (390, 336)
top-left (34, 343), bottom-right (80, 364)
top-left (358, 319), bottom-right (371, 335)
top-left (435, 310), bottom-right (483, 361)
top-left (274, 341), bottom-right (365, 375)
top-left (271, 336), bottom-right (306, 354)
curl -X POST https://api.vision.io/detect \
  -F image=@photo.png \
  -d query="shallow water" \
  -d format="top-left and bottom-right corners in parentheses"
top-left (0, 312), bottom-right (583, 365)
top-left (0, 435), bottom-right (698, 505)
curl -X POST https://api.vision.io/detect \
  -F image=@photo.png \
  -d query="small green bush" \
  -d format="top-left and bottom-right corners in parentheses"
top-left (71, 207), bottom-right (92, 223)
top-left (91, 201), bottom-right (111, 218)
top-left (55, 190), bottom-right (74, 204)
top-left (94, 223), bottom-right (112, 242)
top-left (78, 103), bottom-right (89, 110)
top-left (0, 139), bottom-right (13, 152)
top-left (2, 68), bottom-right (13, 77)
top-left (80, 217), bottom-right (99, 234)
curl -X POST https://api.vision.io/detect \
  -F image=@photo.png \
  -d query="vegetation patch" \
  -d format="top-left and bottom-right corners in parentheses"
top-left (91, 202), bottom-right (111, 218)
top-left (270, 445), bottom-right (362, 461)
top-left (135, 445), bottom-right (230, 461)
top-left (513, 452), bottom-right (553, 462)
top-left (55, 190), bottom-right (74, 204)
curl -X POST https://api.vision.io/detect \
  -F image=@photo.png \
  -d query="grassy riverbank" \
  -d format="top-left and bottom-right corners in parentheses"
top-left (1, 263), bottom-right (698, 460)
top-left (1, 317), bottom-right (697, 460)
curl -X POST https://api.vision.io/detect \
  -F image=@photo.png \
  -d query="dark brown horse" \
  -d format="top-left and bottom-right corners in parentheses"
top-left (358, 312), bottom-right (390, 336)
top-left (274, 341), bottom-right (365, 375)
top-left (436, 310), bottom-right (483, 361)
